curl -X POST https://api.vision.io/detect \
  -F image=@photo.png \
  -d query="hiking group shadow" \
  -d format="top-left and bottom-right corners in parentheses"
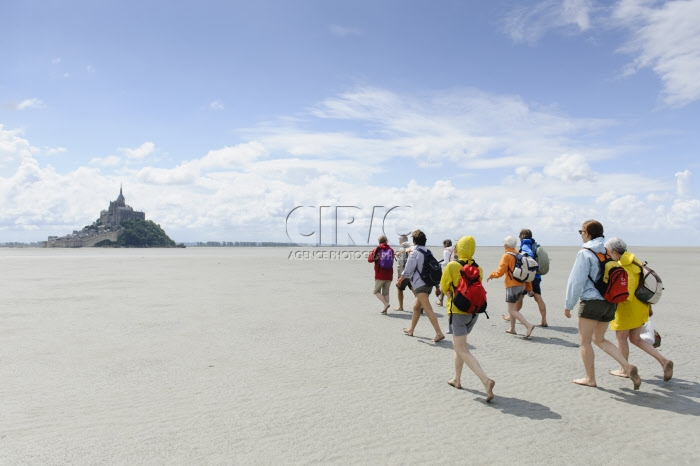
top-left (597, 376), bottom-right (700, 416)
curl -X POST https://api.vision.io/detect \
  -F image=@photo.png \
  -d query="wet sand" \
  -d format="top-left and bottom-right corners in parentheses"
top-left (1, 246), bottom-right (698, 464)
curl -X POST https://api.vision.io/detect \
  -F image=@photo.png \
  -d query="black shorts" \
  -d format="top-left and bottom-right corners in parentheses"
top-left (578, 300), bottom-right (617, 322)
top-left (397, 278), bottom-right (413, 291)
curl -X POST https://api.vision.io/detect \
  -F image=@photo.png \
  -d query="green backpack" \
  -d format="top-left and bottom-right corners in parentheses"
top-left (534, 243), bottom-right (550, 275)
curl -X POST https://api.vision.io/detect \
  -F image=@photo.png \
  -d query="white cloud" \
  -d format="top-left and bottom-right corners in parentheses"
top-left (89, 155), bottom-right (121, 167)
top-left (51, 57), bottom-right (61, 64)
top-left (86, 65), bottom-right (95, 73)
top-left (329, 25), bottom-right (362, 37)
top-left (505, 0), bottom-right (593, 44)
top-left (44, 147), bottom-right (67, 156)
top-left (675, 169), bottom-right (692, 197)
top-left (16, 98), bottom-right (46, 110)
top-left (209, 100), bottom-right (224, 110)
top-left (543, 153), bottom-right (597, 182)
top-left (120, 142), bottom-right (155, 159)
top-left (1, 83), bottom-right (697, 244)
top-left (614, 0), bottom-right (700, 106)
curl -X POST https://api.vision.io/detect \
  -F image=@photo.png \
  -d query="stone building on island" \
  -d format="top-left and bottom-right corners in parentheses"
top-left (45, 186), bottom-right (146, 248)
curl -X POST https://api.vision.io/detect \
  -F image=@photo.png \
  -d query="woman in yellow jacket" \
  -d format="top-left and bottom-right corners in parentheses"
top-left (487, 236), bottom-right (535, 339)
top-left (440, 236), bottom-right (495, 402)
top-left (605, 237), bottom-right (674, 381)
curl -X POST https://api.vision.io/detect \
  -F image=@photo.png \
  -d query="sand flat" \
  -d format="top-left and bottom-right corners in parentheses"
top-left (1, 246), bottom-right (698, 464)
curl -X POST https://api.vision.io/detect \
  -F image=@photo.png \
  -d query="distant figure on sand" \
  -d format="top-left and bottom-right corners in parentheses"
top-left (564, 220), bottom-right (642, 390)
top-left (440, 236), bottom-right (495, 402)
top-left (394, 234), bottom-right (414, 312)
top-left (368, 235), bottom-right (394, 314)
top-left (397, 230), bottom-right (445, 343)
top-left (604, 237), bottom-right (673, 382)
top-left (435, 239), bottom-right (453, 307)
top-left (487, 236), bottom-right (535, 339)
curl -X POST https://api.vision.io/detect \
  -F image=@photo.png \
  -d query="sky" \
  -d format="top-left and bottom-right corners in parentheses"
top-left (1, 0), bottom-right (699, 246)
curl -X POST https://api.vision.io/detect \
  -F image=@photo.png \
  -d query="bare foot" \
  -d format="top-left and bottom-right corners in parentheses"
top-left (663, 360), bottom-right (674, 381)
top-left (432, 334), bottom-right (445, 343)
top-left (505, 330), bottom-right (517, 335)
top-left (501, 314), bottom-right (511, 322)
top-left (608, 369), bottom-right (629, 378)
top-left (380, 310), bottom-right (387, 314)
top-left (538, 322), bottom-right (548, 327)
top-left (572, 377), bottom-right (597, 387)
top-left (435, 300), bottom-right (443, 307)
top-left (394, 307), bottom-right (404, 312)
top-left (447, 379), bottom-right (462, 389)
top-left (382, 303), bottom-right (390, 313)
top-left (629, 365), bottom-right (642, 390)
top-left (524, 324), bottom-right (535, 339)
top-left (403, 328), bottom-right (413, 337)
top-left (485, 379), bottom-right (495, 403)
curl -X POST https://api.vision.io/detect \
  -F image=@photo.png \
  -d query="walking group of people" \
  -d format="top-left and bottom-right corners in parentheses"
top-left (368, 220), bottom-right (674, 403)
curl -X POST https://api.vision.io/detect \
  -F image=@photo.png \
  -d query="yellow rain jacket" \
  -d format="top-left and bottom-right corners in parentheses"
top-left (440, 236), bottom-right (483, 315)
top-left (609, 251), bottom-right (650, 331)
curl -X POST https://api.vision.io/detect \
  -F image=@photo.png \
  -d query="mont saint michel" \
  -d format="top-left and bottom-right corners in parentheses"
top-left (44, 187), bottom-right (176, 248)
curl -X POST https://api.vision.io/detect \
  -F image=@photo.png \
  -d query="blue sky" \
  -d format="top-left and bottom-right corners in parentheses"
top-left (2, 0), bottom-right (699, 246)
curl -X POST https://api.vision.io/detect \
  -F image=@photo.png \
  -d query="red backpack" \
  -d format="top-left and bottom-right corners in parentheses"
top-left (450, 260), bottom-right (489, 318)
top-left (585, 249), bottom-right (629, 304)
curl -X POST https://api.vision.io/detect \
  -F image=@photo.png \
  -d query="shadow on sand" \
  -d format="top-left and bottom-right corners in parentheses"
top-left (596, 376), bottom-right (700, 416)
top-left (461, 388), bottom-right (562, 420)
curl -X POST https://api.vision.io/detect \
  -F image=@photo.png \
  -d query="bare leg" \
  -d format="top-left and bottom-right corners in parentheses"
top-left (533, 293), bottom-right (548, 326)
top-left (416, 292), bottom-right (444, 342)
top-left (395, 288), bottom-right (405, 311)
top-left (610, 330), bottom-right (630, 377)
top-left (448, 352), bottom-right (464, 389)
top-left (403, 296), bottom-right (422, 336)
top-left (451, 334), bottom-right (494, 402)
top-left (375, 292), bottom-right (390, 313)
top-left (574, 317), bottom-right (598, 387)
top-left (629, 327), bottom-right (673, 381)
top-left (592, 321), bottom-right (641, 390)
top-left (507, 301), bottom-right (534, 338)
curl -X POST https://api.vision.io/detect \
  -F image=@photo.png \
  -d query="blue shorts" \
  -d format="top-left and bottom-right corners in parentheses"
top-left (531, 276), bottom-right (542, 295)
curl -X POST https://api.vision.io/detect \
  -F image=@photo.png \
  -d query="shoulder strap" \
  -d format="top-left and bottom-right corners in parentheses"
top-left (583, 247), bottom-right (606, 283)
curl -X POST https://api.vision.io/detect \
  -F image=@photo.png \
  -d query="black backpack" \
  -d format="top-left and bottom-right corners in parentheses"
top-left (417, 248), bottom-right (442, 287)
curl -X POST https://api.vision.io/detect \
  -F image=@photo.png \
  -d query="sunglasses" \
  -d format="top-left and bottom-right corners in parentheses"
top-left (578, 230), bottom-right (585, 234)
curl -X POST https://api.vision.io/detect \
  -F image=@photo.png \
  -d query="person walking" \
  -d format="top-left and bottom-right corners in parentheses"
top-left (441, 236), bottom-right (495, 402)
top-left (514, 229), bottom-right (548, 327)
top-left (397, 230), bottom-right (445, 343)
top-left (487, 236), bottom-right (535, 339)
top-left (564, 220), bottom-right (642, 389)
top-left (394, 234), bottom-right (414, 312)
top-left (604, 237), bottom-right (673, 381)
top-left (367, 235), bottom-right (394, 314)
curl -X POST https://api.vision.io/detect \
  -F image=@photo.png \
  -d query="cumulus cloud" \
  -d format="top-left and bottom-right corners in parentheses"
top-left (1, 83), bottom-right (697, 244)
top-left (543, 153), bottom-right (597, 182)
top-left (120, 142), bottom-right (155, 159)
top-left (505, 0), bottom-right (593, 44)
top-left (44, 147), bottom-right (67, 156)
top-left (676, 169), bottom-right (692, 197)
top-left (209, 100), bottom-right (224, 110)
top-left (614, 0), bottom-right (700, 106)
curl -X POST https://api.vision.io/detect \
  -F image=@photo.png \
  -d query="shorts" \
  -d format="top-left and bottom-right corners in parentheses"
top-left (578, 299), bottom-right (617, 322)
top-left (414, 285), bottom-right (432, 295)
top-left (449, 313), bottom-right (478, 336)
top-left (373, 280), bottom-right (391, 295)
top-left (506, 286), bottom-right (525, 303)
top-left (397, 278), bottom-right (413, 291)
top-left (531, 276), bottom-right (542, 295)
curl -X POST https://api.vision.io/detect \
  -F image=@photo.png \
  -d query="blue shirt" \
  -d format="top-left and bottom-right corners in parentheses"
top-left (565, 237), bottom-right (606, 310)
